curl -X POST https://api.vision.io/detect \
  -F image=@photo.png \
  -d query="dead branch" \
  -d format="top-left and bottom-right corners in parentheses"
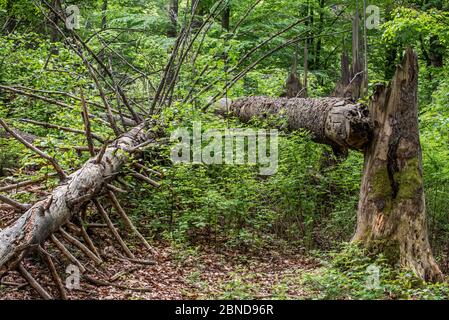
top-left (80, 89), bottom-right (96, 156)
top-left (18, 263), bottom-right (53, 300)
top-left (93, 199), bottom-right (135, 259)
top-left (107, 190), bottom-right (157, 255)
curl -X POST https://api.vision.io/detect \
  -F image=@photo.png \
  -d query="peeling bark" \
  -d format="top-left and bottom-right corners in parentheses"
top-left (352, 48), bottom-right (443, 282)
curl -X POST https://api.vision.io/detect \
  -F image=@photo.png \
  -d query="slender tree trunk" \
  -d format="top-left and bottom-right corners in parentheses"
top-left (314, 0), bottom-right (325, 70)
top-left (101, 0), bottom-right (108, 30)
top-left (167, 0), bottom-right (179, 38)
top-left (282, 47), bottom-right (302, 98)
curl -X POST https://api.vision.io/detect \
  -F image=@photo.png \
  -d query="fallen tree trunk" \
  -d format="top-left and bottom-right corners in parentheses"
top-left (0, 124), bottom-right (154, 274)
top-left (216, 96), bottom-right (372, 155)
top-left (220, 49), bottom-right (442, 282)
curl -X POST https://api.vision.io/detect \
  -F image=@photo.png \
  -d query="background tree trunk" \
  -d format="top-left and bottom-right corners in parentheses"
top-left (222, 2), bottom-right (230, 31)
top-left (167, 0), bottom-right (179, 38)
top-left (352, 48), bottom-right (443, 282)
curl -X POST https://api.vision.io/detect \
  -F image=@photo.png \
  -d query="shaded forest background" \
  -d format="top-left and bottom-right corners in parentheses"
top-left (0, 0), bottom-right (448, 299)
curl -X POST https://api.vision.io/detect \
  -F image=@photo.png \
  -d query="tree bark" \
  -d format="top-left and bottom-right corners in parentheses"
top-left (352, 48), bottom-right (443, 282)
top-left (4, 0), bottom-right (17, 34)
top-left (102, 0), bottom-right (108, 30)
top-left (216, 96), bottom-right (372, 155)
top-left (221, 3), bottom-right (230, 31)
top-left (167, 0), bottom-right (179, 38)
top-left (0, 124), bottom-right (155, 274)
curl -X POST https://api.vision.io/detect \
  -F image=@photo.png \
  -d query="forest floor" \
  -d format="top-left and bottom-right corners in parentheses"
top-left (0, 241), bottom-right (320, 300)
top-left (1, 205), bottom-right (320, 300)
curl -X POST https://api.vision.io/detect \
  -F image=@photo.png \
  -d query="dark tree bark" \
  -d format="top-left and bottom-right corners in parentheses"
top-left (167, 0), bottom-right (179, 38)
top-left (350, 7), bottom-right (364, 100)
top-left (281, 49), bottom-right (303, 98)
top-left (221, 2), bottom-right (230, 31)
top-left (427, 35), bottom-right (444, 68)
top-left (333, 49), bottom-right (351, 97)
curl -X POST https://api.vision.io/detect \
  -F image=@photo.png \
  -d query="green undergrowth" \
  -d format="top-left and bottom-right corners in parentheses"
top-left (302, 243), bottom-right (449, 300)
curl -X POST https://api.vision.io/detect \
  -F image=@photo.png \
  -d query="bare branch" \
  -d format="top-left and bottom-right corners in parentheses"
top-left (107, 190), bottom-right (157, 255)
top-left (18, 263), bottom-right (53, 300)
top-left (93, 199), bottom-right (135, 259)
top-left (0, 194), bottom-right (31, 212)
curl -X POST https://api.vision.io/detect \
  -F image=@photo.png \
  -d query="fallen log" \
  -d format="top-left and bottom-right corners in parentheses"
top-left (0, 49), bottom-right (442, 284)
top-left (0, 123), bottom-right (155, 274)
top-left (215, 96), bottom-right (372, 155)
